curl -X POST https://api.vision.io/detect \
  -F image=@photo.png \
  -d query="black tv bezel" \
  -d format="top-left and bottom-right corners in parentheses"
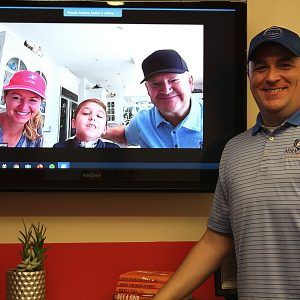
top-left (0, 1), bottom-right (247, 192)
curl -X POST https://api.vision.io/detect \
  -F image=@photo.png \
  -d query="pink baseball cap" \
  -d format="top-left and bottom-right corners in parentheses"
top-left (3, 70), bottom-right (46, 99)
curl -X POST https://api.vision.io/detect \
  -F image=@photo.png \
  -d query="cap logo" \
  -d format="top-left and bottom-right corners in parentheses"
top-left (28, 73), bottom-right (37, 80)
top-left (27, 73), bottom-right (38, 85)
top-left (263, 27), bottom-right (283, 40)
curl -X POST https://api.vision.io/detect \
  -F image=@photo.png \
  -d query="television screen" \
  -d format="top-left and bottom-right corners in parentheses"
top-left (0, 1), bottom-right (247, 191)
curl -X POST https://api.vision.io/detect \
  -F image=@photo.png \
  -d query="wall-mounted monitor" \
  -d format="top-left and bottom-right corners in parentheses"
top-left (0, 1), bottom-right (247, 191)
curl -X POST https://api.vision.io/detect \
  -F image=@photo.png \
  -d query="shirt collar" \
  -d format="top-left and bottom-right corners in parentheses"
top-left (252, 113), bottom-right (264, 135)
top-left (181, 99), bottom-right (202, 131)
top-left (154, 107), bottom-right (165, 126)
top-left (75, 137), bottom-right (99, 148)
top-left (286, 109), bottom-right (300, 126)
top-left (252, 109), bottom-right (300, 135)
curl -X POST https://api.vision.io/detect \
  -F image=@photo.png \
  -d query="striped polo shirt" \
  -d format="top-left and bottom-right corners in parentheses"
top-left (208, 110), bottom-right (300, 299)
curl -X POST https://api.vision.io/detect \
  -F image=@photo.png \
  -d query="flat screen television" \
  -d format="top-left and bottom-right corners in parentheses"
top-left (0, 0), bottom-right (247, 191)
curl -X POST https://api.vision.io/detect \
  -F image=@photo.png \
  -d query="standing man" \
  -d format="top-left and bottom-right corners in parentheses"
top-left (153, 26), bottom-right (300, 299)
top-left (105, 49), bottom-right (203, 148)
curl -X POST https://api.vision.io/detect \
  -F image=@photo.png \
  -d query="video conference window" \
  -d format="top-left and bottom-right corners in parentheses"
top-left (0, 22), bottom-right (203, 149)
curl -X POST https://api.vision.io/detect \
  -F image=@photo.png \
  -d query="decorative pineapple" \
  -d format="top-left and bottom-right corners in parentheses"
top-left (17, 220), bottom-right (48, 272)
top-left (6, 220), bottom-right (49, 300)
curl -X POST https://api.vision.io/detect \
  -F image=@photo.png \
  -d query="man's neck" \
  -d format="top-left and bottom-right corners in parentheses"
top-left (160, 101), bottom-right (191, 127)
top-left (261, 110), bottom-right (293, 127)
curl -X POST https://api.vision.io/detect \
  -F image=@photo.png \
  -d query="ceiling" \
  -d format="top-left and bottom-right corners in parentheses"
top-left (0, 22), bottom-right (203, 96)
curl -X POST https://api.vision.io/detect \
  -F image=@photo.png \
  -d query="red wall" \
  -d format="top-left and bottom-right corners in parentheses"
top-left (0, 241), bottom-right (224, 300)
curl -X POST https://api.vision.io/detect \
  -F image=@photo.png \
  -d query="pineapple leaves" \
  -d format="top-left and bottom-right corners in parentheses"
top-left (16, 219), bottom-right (49, 272)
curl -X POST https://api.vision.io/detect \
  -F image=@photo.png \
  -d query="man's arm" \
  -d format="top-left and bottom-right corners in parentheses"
top-left (103, 125), bottom-right (127, 144)
top-left (153, 228), bottom-right (234, 300)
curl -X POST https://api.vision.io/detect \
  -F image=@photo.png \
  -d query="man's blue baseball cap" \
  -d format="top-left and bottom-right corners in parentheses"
top-left (140, 49), bottom-right (188, 83)
top-left (248, 26), bottom-right (300, 62)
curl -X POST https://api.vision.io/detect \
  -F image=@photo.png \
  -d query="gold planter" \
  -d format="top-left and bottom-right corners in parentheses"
top-left (6, 269), bottom-right (46, 300)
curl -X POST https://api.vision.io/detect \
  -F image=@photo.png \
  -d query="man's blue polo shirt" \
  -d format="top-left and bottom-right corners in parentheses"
top-left (125, 98), bottom-right (203, 148)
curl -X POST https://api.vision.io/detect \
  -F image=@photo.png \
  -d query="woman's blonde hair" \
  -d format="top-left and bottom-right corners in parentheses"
top-left (23, 111), bottom-right (43, 141)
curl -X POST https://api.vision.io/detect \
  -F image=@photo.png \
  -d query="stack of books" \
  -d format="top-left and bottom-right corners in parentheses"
top-left (113, 270), bottom-right (174, 300)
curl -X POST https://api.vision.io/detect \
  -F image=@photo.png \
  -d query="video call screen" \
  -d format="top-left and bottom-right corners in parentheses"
top-left (0, 21), bottom-right (203, 149)
top-left (0, 2), bottom-right (246, 191)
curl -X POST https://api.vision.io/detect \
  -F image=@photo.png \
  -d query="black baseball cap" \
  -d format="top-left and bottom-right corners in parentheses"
top-left (248, 26), bottom-right (300, 62)
top-left (140, 49), bottom-right (188, 83)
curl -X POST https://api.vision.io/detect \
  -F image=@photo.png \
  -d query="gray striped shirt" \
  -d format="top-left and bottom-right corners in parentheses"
top-left (208, 111), bottom-right (300, 299)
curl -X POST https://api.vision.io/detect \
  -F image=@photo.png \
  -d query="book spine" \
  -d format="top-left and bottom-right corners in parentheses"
top-left (118, 275), bottom-right (170, 283)
top-left (115, 286), bottom-right (158, 295)
top-left (117, 281), bottom-right (164, 289)
top-left (113, 293), bottom-right (153, 300)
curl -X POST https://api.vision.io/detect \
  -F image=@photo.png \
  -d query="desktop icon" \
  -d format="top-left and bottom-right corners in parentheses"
top-left (58, 162), bottom-right (70, 169)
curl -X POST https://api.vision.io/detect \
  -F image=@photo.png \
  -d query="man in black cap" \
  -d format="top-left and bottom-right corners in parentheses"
top-left (105, 49), bottom-right (203, 148)
top-left (153, 26), bottom-right (300, 299)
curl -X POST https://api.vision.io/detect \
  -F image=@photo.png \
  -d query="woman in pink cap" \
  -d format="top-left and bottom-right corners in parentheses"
top-left (0, 70), bottom-right (46, 147)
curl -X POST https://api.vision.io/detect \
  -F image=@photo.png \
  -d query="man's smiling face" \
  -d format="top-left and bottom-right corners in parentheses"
top-left (248, 43), bottom-right (300, 125)
top-left (145, 72), bottom-right (194, 120)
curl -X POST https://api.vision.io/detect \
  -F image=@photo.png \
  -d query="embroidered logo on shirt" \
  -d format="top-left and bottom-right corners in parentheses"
top-left (284, 139), bottom-right (300, 159)
top-left (294, 139), bottom-right (300, 150)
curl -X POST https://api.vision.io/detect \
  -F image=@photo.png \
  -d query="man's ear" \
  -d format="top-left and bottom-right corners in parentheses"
top-left (189, 74), bottom-right (195, 91)
top-left (246, 64), bottom-right (250, 78)
top-left (71, 119), bottom-right (76, 129)
top-left (145, 82), bottom-right (151, 96)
